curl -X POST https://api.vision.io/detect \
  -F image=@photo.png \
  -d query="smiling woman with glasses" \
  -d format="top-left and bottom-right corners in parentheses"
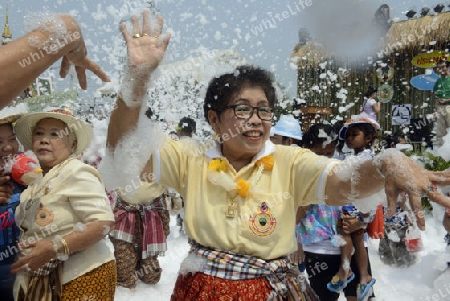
top-left (106, 9), bottom-right (450, 301)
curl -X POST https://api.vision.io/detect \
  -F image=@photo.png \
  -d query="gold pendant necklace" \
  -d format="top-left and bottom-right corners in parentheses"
top-left (225, 195), bottom-right (237, 218)
top-left (207, 155), bottom-right (274, 218)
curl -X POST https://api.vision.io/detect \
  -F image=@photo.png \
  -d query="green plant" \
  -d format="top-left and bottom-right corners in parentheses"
top-left (418, 153), bottom-right (450, 211)
top-left (421, 153), bottom-right (450, 171)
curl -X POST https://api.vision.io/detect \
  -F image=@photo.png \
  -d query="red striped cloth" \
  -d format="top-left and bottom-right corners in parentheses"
top-left (110, 196), bottom-right (167, 258)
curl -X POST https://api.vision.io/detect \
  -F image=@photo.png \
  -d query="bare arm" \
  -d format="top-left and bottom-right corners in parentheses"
top-left (0, 14), bottom-right (109, 108)
top-left (0, 176), bottom-right (13, 204)
top-left (325, 150), bottom-right (450, 230)
top-left (373, 101), bottom-right (381, 113)
top-left (107, 11), bottom-right (170, 149)
top-left (11, 220), bottom-right (113, 273)
top-left (107, 98), bottom-right (142, 148)
top-left (289, 206), bottom-right (309, 266)
top-left (296, 205), bottom-right (310, 224)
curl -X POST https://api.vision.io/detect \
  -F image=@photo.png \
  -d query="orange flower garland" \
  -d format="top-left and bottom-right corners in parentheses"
top-left (207, 155), bottom-right (274, 198)
top-left (236, 179), bottom-right (250, 197)
top-left (255, 154), bottom-right (274, 170)
top-left (207, 159), bottom-right (228, 172)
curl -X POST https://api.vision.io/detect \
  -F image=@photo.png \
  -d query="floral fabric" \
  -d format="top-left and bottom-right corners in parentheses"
top-left (296, 205), bottom-right (340, 245)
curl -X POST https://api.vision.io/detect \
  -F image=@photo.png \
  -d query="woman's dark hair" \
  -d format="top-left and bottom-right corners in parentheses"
top-left (364, 86), bottom-right (378, 98)
top-left (437, 59), bottom-right (450, 67)
top-left (332, 121), bottom-right (344, 152)
top-left (349, 123), bottom-right (377, 148)
top-left (302, 123), bottom-right (334, 149)
top-left (383, 132), bottom-right (404, 148)
top-left (203, 65), bottom-right (277, 124)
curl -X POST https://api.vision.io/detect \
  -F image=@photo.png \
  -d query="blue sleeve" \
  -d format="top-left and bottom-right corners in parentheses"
top-left (9, 193), bottom-right (20, 205)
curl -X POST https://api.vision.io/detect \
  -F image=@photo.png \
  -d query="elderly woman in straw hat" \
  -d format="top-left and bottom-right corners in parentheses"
top-left (0, 104), bottom-right (27, 301)
top-left (10, 109), bottom-right (116, 301)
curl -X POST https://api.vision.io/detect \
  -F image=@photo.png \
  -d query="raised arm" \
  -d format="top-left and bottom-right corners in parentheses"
top-left (325, 149), bottom-right (450, 230)
top-left (0, 14), bottom-right (109, 108)
top-left (107, 10), bottom-right (170, 148)
top-left (373, 101), bottom-right (381, 113)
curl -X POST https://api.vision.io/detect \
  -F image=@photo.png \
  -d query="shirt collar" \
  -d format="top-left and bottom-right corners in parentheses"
top-left (204, 139), bottom-right (276, 161)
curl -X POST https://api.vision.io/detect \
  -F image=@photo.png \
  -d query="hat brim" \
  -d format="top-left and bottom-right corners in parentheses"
top-left (15, 112), bottom-right (93, 155)
top-left (273, 129), bottom-right (302, 140)
top-left (339, 120), bottom-right (380, 141)
top-left (0, 113), bottom-right (25, 125)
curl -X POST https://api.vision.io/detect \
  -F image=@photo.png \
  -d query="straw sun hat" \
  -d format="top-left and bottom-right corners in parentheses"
top-left (15, 109), bottom-right (93, 156)
top-left (0, 103), bottom-right (28, 125)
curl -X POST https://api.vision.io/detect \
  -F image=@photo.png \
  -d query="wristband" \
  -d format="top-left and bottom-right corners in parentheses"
top-left (118, 93), bottom-right (145, 108)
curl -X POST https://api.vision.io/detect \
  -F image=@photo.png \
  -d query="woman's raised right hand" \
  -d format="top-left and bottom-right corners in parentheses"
top-left (120, 10), bottom-right (171, 74)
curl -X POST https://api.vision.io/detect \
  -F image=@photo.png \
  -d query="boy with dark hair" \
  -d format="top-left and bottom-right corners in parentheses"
top-left (176, 117), bottom-right (196, 137)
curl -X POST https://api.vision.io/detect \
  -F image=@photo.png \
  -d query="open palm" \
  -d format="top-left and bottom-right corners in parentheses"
top-left (120, 10), bottom-right (171, 71)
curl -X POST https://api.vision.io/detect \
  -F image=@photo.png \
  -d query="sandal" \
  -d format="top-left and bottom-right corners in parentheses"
top-left (327, 273), bottom-right (355, 292)
top-left (357, 278), bottom-right (376, 301)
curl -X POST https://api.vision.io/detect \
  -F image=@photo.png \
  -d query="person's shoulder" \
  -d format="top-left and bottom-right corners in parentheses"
top-left (64, 158), bottom-right (99, 176)
top-left (436, 77), bottom-right (446, 84)
top-left (167, 136), bottom-right (207, 158)
top-left (274, 144), bottom-right (310, 156)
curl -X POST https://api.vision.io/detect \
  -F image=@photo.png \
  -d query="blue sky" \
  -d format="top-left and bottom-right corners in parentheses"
top-left (1, 0), bottom-right (447, 101)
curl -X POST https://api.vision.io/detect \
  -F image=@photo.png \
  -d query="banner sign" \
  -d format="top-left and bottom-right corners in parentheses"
top-left (392, 104), bottom-right (412, 125)
top-left (412, 51), bottom-right (450, 68)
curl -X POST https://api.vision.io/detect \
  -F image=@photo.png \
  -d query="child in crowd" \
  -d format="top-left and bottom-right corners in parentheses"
top-left (297, 123), bottom-right (374, 301)
top-left (0, 109), bottom-right (27, 301)
top-left (378, 134), bottom-right (417, 267)
top-left (379, 201), bottom-right (416, 266)
top-left (175, 116), bottom-right (196, 232)
top-left (327, 116), bottom-right (378, 301)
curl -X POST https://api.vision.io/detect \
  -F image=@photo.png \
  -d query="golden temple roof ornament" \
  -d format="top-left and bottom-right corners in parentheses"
top-left (2, 2), bottom-right (12, 45)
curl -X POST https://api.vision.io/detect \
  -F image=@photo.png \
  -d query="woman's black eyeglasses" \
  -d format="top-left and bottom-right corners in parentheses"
top-left (225, 104), bottom-right (274, 121)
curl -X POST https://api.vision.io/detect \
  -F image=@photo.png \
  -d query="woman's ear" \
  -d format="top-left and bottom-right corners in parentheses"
top-left (365, 134), bottom-right (374, 146)
top-left (208, 110), bottom-right (220, 134)
top-left (72, 140), bottom-right (78, 153)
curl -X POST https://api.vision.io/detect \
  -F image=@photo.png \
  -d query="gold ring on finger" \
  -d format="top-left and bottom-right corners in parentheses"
top-left (133, 33), bottom-right (141, 38)
top-left (142, 33), bottom-right (149, 37)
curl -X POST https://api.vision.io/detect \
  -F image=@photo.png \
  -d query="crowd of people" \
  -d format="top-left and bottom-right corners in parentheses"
top-left (0, 8), bottom-right (449, 301)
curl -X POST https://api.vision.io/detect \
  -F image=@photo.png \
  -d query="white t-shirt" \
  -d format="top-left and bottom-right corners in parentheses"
top-left (363, 97), bottom-right (378, 121)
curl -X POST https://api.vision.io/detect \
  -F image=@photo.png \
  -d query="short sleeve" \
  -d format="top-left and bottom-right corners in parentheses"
top-left (154, 139), bottom-right (188, 193)
top-left (367, 98), bottom-right (377, 106)
top-left (289, 150), bottom-right (341, 207)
